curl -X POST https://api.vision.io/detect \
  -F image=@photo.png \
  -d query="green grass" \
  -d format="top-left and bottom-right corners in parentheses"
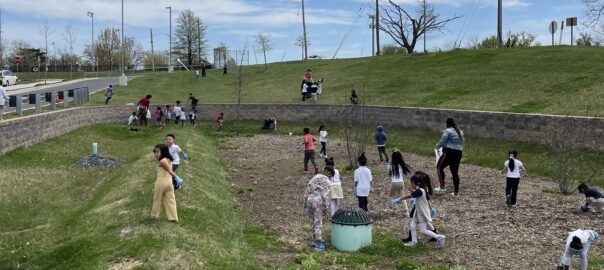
top-left (89, 47), bottom-right (604, 116)
top-left (0, 124), bottom-right (259, 269)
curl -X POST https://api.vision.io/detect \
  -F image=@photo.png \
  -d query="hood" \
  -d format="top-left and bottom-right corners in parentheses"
top-left (377, 126), bottom-right (383, 132)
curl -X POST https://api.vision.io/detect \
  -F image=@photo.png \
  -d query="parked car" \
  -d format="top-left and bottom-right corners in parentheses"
top-left (0, 70), bottom-right (18, 86)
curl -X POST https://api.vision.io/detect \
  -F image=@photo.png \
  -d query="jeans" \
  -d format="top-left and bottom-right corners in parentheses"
top-left (304, 150), bottom-right (317, 170)
top-left (505, 177), bottom-right (520, 205)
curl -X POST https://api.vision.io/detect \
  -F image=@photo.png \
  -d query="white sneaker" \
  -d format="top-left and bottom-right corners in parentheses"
top-left (404, 242), bottom-right (417, 247)
top-left (434, 187), bottom-right (446, 194)
top-left (436, 235), bottom-right (446, 248)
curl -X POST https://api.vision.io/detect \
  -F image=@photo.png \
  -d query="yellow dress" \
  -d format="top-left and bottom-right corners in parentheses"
top-left (151, 159), bottom-right (178, 221)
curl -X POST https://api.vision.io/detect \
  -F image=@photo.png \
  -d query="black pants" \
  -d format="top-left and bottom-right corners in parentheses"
top-left (377, 146), bottom-right (388, 162)
top-left (357, 196), bottom-right (368, 212)
top-left (506, 177), bottom-right (520, 205)
top-left (320, 142), bottom-right (327, 156)
top-left (304, 150), bottom-right (317, 170)
top-left (105, 96), bottom-right (112, 105)
top-left (436, 148), bottom-right (462, 193)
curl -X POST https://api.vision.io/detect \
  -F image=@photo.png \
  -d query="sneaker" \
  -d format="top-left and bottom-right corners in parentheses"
top-left (436, 236), bottom-right (446, 248)
top-left (401, 237), bottom-right (412, 243)
top-left (174, 185), bottom-right (180, 190)
top-left (320, 154), bottom-right (324, 158)
top-left (313, 246), bottom-right (325, 252)
top-left (404, 242), bottom-right (417, 247)
top-left (448, 192), bottom-right (457, 197)
top-left (506, 195), bottom-right (512, 207)
top-left (434, 187), bottom-right (446, 194)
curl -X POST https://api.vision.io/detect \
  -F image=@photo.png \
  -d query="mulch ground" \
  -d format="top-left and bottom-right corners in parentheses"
top-left (219, 134), bottom-right (603, 270)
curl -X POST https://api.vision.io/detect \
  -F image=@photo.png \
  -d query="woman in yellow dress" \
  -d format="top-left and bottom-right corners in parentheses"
top-left (151, 144), bottom-right (182, 222)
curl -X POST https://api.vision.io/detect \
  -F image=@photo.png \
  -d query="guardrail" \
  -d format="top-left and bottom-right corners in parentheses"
top-left (8, 87), bottom-right (90, 116)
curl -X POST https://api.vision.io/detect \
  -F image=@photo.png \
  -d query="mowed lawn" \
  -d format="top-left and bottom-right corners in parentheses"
top-left (0, 125), bottom-right (259, 269)
top-left (90, 46), bottom-right (604, 116)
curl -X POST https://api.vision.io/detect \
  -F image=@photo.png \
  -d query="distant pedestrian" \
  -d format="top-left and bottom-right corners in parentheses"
top-left (0, 85), bottom-right (8, 120)
top-left (349, 89), bottom-right (359, 105)
top-left (151, 144), bottom-right (181, 222)
top-left (188, 93), bottom-right (199, 111)
top-left (375, 126), bottom-right (389, 162)
top-left (502, 149), bottom-right (526, 207)
top-left (127, 112), bottom-right (138, 126)
top-left (215, 112), bottom-right (224, 131)
top-left (201, 62), bottom-right (207, 78)
top-left (304, 68), bottom-right (313, 83)
top-left (180, 110), bottom-right (186, 127)
top-left (223, 65), bottom-right (228, 76)
top-left (577, 183), bottom-right (604, 213)
top-left (136, 94), bottom-right (152, 126)
top-left (154, 106), bottom-right (163, 128)
top-left (325, 159), bottom-right (343, 216)
top-left (557, 229), bottom-right (600, 270)
top-left (164, 105), bottom-right (173, 125)
top-left (318, 125), bottom-right (328, 158)
top-left (189, 110), bottom-right (197, 126)
top-left (434, 117), bottom-right (464, 196)
top-left (174, 101), bottom-right (183, 124)
top-left (104, 85), bottom-right (113, 105)
top-left (302, 127), bottom-right (318, 174)
top-left (303, 173), bottom-right (330, 252)
top-left (354, 152), bottom-right (372, 212)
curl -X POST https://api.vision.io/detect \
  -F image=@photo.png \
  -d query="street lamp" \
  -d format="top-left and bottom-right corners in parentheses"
top-left (86, 11), bottom-right (98, 77)
top-left (119, 0), bottom-right (127, 85)
top-left (166, 6), bottom-right (172, 72)
top-left (51, 41), bottom-right (56, 72)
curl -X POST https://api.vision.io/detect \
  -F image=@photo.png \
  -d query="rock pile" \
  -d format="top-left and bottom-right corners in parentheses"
top-left (74, 153), bottom-right (124, 169)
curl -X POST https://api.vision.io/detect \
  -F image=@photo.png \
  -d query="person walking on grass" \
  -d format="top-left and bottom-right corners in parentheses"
top-left (303, 173), bottom-right (331, 252)
top-left (393, 171), bottom-right (445, 248)
top-left (173, 101), bottom-right (183, 124)
top-left (302, 128), bottom-right (319, 174)
top-left (180, 110), bottom-right (187, 127)
top-left (215, 112), bottom-right (224, 131)
top-left (502, 149), bottom-right (526, 207)
top-left (164, 105), bottom-right (172, 125)
top-left (354, 152), bottom-right (372, 212)
top-left (165, 134), bottom-right (188, 190)
top-left (154, 106), bottom-right (163, 128)
top-left (577, 183), bottom-right (604, 213)
top-left (325, 158), bottom-right (343, 216)
top-left (398, 171), bottom-right (438, 244)
top-left (375, 126), bottom-right (389, 162)
top-left (434, 117), bottom-right (464, 196)
top-left (189, 109), bottom-right (197, 127)
top-left (557, 229), bottom-right (600, 270)
top-left (136, 94), bottom-right (152, 126)
top-left (0, 84), bottom-right (8, 120)
top-left (388, 150), bottom-right (412, 216)
top-left (318, 125), bottom-right (328, 158)
top-left (151, 144), bottom-right (182, 222)
top-left (104, 85), bottom-right (113, 105)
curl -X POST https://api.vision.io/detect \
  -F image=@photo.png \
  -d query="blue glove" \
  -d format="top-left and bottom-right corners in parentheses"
top-left (174, 176), bottom-right (184, 186)
top-left (303, 202), bottom-right (309, 214)
top-left (407, 198), bottom-right (416, 207)
top-left (594, 230), bottom-right (600, 241)
top-left (182, 154), bottom-right (188, 160)
top-left (430, 208), bottom-right (437, 219)
top-left (391, 198), bottom-right (401, 208)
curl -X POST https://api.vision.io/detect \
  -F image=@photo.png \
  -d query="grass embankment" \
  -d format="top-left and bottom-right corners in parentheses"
top-left (0, 125), bottom-right (258, 269)
top-left (91, 46), bottom-right (604, 116)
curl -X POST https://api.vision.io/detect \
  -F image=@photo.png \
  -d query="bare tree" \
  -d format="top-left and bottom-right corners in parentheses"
top-left (39, 21), bottom-right (54, 78)
top-left (144, 51), bottom-right (167, 70)
top-left (62, 25), bottom-right (77, 76)
top-left (336, 85), bottom-right (371, 169)
top-left (173, 9), bottom-right (207, 67)
top-left (255, 33), bottom-right (273, 69)
top-left (465, 34), bottom-right (480, 49)
top-left (122, 36), bottom-right (144, 69)
top-left (0, 6), bottom-right (5, 68)
top-left (378, 0), bottom-right (461, 54)
top-left (294, 32), bottom-right (310, 60)
top-left (583, 0), bottom-right (604, 26)
top-left (83, 27), bottom-right (120, 71)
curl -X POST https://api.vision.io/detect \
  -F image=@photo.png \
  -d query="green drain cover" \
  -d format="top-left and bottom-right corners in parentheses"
top-left (331, 206), bottom-right (373, 226)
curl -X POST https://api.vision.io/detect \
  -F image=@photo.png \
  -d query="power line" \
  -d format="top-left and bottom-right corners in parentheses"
top-left (332, 1), bottom-right (370, 59)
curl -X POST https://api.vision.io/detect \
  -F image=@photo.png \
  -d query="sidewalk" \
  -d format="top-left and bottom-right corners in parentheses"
top-left (5, 79), bottom-right (64, 92)
top-left (6, 78), bottom-right (102, 95)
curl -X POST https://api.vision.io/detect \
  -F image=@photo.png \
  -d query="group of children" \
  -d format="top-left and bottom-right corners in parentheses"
top-left (128, 98), bottom-right (225, 131)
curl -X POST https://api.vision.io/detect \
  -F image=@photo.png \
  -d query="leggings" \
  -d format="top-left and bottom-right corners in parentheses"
top-left (320, 142), bottom-right (327, 156)
top-left (377, 146), bottom-right (388, 162)
top-left (410, 219), bottom-right (441, 244)
top-left (436, 148), bottom-right (462, 193)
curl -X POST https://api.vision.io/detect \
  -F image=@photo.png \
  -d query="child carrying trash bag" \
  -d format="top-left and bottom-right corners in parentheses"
top-left (302, 171), bottom-right (331, 252)
top-left (557, 229), bottom-right (600, 270)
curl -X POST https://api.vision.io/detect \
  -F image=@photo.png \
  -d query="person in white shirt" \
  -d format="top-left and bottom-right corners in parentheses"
top-left (127, 112), bottom-right (138, 126)
top-left (0, 85), bottom-right (8, 120)
top-left (325, 158), bottom-right (343, 216)
top-left (557, 229), bottom-right (600, 270)
top-left (388, 150), bottom-right (412, 216)
top-left (173, 101), bottom-right (183, 124)
top-left (318, 125), bottom-right (328, 158)
top-left (501, 149), bottom-right (526, 207)
top-left (354, 153), bottom-right (372, 212)
top-left (165, 134), bottom-right (188, 189)
top-left (180, 110), bottom-right (186, 127)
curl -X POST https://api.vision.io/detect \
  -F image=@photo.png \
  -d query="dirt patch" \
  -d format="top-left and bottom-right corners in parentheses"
top-left (107, 258), bottom-right (142, 270)
top-left (220, 135), bottom-right (603, 270)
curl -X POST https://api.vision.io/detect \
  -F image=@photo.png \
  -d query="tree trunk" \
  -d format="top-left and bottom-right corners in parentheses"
top-left (263, 49), bottom-right (267, 69)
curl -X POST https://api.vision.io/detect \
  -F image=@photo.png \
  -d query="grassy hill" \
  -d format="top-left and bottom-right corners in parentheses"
top-left (92, 46), bottom-right (604, 116)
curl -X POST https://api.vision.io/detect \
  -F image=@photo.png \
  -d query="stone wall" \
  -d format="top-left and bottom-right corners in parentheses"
top-left (2, 104), bottom-right (603, 156)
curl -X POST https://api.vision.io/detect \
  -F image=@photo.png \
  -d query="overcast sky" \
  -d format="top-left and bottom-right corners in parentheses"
top-left (0, 0), bottom-right (587, 63)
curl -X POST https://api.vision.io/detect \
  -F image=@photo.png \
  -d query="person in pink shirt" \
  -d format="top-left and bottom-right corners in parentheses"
top-left (303, 127), bottom-right (319, 174)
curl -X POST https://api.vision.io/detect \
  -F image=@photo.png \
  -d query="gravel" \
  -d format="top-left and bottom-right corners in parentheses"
top-left (74, 153), bottom-right (124, 169)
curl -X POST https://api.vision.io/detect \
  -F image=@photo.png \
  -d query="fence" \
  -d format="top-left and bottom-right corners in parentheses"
top-left (8, 87), bottom-right (90, 116)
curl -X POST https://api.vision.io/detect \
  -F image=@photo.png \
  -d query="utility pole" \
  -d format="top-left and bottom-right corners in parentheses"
top-left (150, 29), bottom-right (155, 71)
top-left (166, 6), bottom-right (172, 72)
top-left (369, 15), bottom-right (375, 56)
top-left (423, 0), bottom-right (427, 52)
top-left (197, 18), bottom-right (201, 69)
top-left (302, 0), bottom-right (308, 60)
top-left (0, 6), bottom-right (3, 68)
top-left (375, 0), bottom-right (380, 55)
top-left (497, 0), bottom-right (503, 47)
top-left (51, 41), bottom-right (56, 72)
top-left (87, 11), bottom-right (97, 77)
top-left (119, 0), bottom-right (127, 86)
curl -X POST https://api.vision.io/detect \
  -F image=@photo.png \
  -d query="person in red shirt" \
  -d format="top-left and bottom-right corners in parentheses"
top-left (304, 68), bottom-right (313, 83)
top-left (303, 127), bottom-right (319, 174)
top-left (136, 94), bottom-right (152, 126)
top-left (215, 112), bottom-right (224, 131)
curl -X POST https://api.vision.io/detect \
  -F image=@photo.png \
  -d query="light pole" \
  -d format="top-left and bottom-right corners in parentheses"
top-left (166, 6), bottom-right (172, 72)
top-left (51, 41), bottom-right (56, 72)
top-left (119, 0), bottom-right (127, 85)
top-left (87, 11), bottom-right (98, 77)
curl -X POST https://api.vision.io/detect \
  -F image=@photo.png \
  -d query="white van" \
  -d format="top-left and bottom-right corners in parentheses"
top-left (1, 70), bottom-right (19, 86)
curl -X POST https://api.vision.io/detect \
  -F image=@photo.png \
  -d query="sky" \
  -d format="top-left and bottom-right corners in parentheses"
top-left (0, 0), bottom-right (589, 64)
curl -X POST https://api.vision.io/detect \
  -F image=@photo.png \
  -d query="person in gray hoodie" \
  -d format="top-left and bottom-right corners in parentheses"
top-left (375, 126), bottom-right (389, 162)
top-left (434, 118), bottom-right (464, 196)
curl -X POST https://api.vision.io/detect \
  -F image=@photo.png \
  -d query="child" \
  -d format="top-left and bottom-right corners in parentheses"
top-left (325, 159), bottom-right (343, 216)
top-left (303, 173), bottom-right (330, 252)
top-left (164, 105), bottom-right (172, 125)
top-left (349, 89), bottom-right (359, 105)
top-left (189, 109), bottom-right (197, 126)
top-left (318, 125), bottom-right (328, 158)
top-left (180, 109), bottom-right (186, 127)
top-left (399, 172), bottom-right (438, 243)
top-left (577, 183), bottom-right (604, 213)
top-left (173, 101), bottom-right (183, 124)
top-left (394, 171), bottom-right (445, 248)
top-left (165, 134), bottom-right (188, 190)
top-left (127, 112), bottom-right (138, 126)
top-left (502, 149), bottom-right (526, 207)
top-left (557, 229), bottom-right (600, 270)
top-left (151, 144), bottom-right (181, 222)
top-left (388, 150), bottom-right (411, 216)
top-left (302, 128), bottom-right (319, 174)
top-left (354, 152), bottom-right (372, 212)
top-left (104, 85), bottom-right (113, 105)
top-left (154, 106), bottom-right (163, 128)
top-left (375, 126), bottom-right (389, 162)
top-left (215, 112), bottom-right (224, 131)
